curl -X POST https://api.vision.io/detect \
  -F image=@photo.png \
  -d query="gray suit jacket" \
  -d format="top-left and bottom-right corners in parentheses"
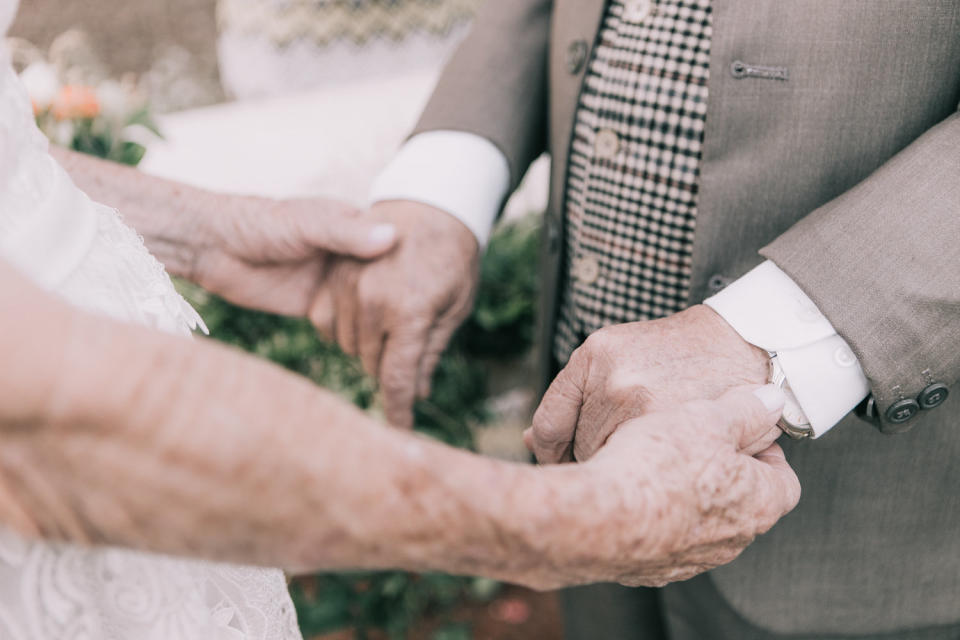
top-left (414, 0), bottom-right (960, 634)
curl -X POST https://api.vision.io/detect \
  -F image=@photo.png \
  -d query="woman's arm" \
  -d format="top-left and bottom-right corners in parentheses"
top-left (0, 260), bottom-right (799, 588)
top-left (49, 147), bottom-right (396, 320)
top-left (50, 146), bottom-right (224, 281)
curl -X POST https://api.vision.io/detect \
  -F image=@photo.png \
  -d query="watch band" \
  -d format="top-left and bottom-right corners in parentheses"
top-left (768, 352), bottom-right (814, 439)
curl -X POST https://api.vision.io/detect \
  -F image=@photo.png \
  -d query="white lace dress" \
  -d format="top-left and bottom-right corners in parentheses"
top-left (0, 1), bottom-right (302, 638)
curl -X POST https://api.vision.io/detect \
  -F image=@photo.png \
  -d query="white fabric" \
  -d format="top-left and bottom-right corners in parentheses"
top-left (368, 130), bottom-right (510, 246)
top-left (706, 261), bottom-right (870, 437)
top-left (0, 39), bottom-right (97, 289)
top-left (0, 2), bottom-right (301, 637)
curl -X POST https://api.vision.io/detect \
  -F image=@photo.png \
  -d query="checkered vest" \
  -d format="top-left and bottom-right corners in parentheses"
top-left (554, 0), bottom-right (713, 363)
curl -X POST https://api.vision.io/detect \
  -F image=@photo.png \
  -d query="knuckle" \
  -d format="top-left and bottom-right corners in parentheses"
top-left (604, 375), bottom-right (651, 408)
top-left (533, 422), bottom-right (571, 449)
top-left (581, 329), bottom-right (611, 354)
top-left (380, 368), bottom-right (416, 396)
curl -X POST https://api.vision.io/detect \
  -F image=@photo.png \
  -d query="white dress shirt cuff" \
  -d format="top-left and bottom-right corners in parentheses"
top-left (368, 130), bottom-right (511, 247)
top-left (705, 260), bottom-right (870, 437)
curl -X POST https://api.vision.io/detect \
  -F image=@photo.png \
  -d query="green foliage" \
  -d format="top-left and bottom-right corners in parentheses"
top-left (178, 216), bottom-right (541, 638)
top-left (460, 216), bottom-right (540, 358)
top-left (290, 572), bottom-right (491, 639)
top-left (68, 116), bottom-right (150, 167)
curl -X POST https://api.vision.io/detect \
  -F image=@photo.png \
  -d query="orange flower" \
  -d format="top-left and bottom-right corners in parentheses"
top-left (52, 85), bottom-right (100, 120)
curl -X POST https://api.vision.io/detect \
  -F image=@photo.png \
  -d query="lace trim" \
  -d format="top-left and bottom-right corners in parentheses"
top-left (57, 204), bottom-right (208, 337)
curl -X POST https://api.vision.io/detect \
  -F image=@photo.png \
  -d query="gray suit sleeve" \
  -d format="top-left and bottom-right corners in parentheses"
top-left (412, 0), bottom-right (552, 191)
top-left (762, 111), bottom-right (960, 431)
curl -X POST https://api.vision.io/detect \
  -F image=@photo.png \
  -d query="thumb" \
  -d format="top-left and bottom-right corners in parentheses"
top-left (303, 212), bottom-right (398, 259)
top-left (711, 385), bottom-right (786, 453)
top-left (529, 365), bottom-right (585, 464)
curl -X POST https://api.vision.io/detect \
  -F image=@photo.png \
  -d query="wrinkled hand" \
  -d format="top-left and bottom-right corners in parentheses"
top-left (528, 304), bottom-right (770, 464)
top-left (521, 386), bottom-right (800, 590)
top-left (192, 197), bottom-right (397, 317)
top-left (312, 200), bottom-right (479, 428)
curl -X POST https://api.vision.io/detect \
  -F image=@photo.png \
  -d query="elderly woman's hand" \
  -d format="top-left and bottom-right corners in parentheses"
top-left (191, 196), bottom-right (397, 317)
top-left (512, 385), bottom-right (799, 590)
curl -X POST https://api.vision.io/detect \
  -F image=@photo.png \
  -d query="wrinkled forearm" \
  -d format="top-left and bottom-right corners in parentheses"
top-left (0, 262), bottom-right (592, 582)
top-left (49, 147), bottom-right (270, 283)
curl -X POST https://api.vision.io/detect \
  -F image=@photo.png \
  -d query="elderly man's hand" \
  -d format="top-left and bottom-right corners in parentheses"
top-left (312, 201), bottom-right (479, 428)
top-left (517, 386), bottom-right (799, 590)
top-left (528, 305), bottom-right (769, 463)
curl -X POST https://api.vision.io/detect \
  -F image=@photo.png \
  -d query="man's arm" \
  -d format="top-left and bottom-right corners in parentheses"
top-left (761, 111), bottom-right (960, 432)
top-left (409, 0), bottom-right (552, 190)
top-left (531, 105), bottom-right (960, 462)
top-left (329, 0), bottom-right (554, 427)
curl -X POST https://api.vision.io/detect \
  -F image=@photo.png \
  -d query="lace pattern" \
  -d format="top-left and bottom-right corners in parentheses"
top-left (1, 1), bottom-right (302, 635)
top-left (0, 530), bottom-right (301, 640)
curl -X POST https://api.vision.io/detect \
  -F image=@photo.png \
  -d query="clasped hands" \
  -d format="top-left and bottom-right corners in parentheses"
top-left (194, 196), bottom-right (800, 587)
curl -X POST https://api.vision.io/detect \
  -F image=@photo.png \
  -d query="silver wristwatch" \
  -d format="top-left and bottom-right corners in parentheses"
top-left (768, 352), bottom-right (813, 439)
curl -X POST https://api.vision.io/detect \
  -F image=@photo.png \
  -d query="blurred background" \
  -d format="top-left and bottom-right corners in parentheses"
top-left (9, 0), bottom-right (556, 638)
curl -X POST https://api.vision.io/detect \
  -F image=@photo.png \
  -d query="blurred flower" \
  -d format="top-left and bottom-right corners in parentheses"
top-left (95, 80), bottom-right (127, 121)
top-left (489, 597), bottom-right (531, 625)
top-left (21, 29), bottom-right (159, 167)
top-left (19, 61), bottom-right (59, 113)
top-left (52, 85), bottom-right (100, 120)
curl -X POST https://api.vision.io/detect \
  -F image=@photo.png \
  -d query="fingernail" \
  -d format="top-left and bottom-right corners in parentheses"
top-left (753, 384), bottom-right (786, 412)
top-left (367, 224), bottom-right (396, 246)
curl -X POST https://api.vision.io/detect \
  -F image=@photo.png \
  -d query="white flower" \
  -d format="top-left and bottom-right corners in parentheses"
top-left (18, 62), bottom-right (60, 111)
top-left (95, 80), bottom-right (127, 120)
top-left (53, 120), bottom-right (75, 146)
top-left (121, 123), bottom-right (160, 147)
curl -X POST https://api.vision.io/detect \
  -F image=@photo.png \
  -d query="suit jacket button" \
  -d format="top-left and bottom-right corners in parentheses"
top-left (567, 40), bottom-right (589, 74)
top-left (886, 398), bottom-right (920, 424)
top-left (546, 217), bottom-right (561, 253)
top-left (707, 274), bottom-right (732, 293)
top-left (919, 383), bottom-right (949, 410)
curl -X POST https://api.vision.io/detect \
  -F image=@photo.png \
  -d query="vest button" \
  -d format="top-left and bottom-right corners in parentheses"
top-left (594, 129), bottom-right (620, 160)
top-left (624, 0), bottom-right (655, 23)
top-left (573, 256), bottom-right (601, 285)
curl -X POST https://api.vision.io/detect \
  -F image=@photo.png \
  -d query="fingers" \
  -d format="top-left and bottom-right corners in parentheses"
top-left (379, 322), bottom-right (431, 429)
top-left (307, 288), bottom-right (335, 341)
top-left (706, 385), bottom-right (785, 452)
top-left (304, 209), bottom-right (398, 259)
top-left (415, 325), bottom-right (450, 400)
top-left (357, 300), bottom-right (387, 379)
top-left (333, 265), bottom-right (361, 357)
top-left (749, 443), bottom-right (802, 521)
top-left (415, 302), bottom-right (469, 399)
top-left (528, 364), bottom-right (585, 464)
